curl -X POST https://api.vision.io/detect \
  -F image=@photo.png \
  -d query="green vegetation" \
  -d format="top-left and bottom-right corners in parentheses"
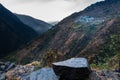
top-left (91, 53), bottom-right (120, 70)
top-left (20, 57), bottom-right (32, 65)
top-left (44, 28), bottom-right (58, 38)
top-left (92, 30), bottom-right (120, 70)
top-left (3, 52), bottom-right (17, 62)
top-left (72, 23), bottom-right (83, 29)
top-left (97, 34), bottom-right (120, 63)
top-left (107, 53), bottom-right (120, 70)
top-left (40, 49), bottom-right (61, 67)
top-left (90, 63), bottom-right (111, 70)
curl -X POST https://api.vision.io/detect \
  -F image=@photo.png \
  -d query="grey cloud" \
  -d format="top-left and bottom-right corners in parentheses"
top-left (14, 0), bottom-right (85, 3)
top-left (16, 0), bottom-right (55, 3)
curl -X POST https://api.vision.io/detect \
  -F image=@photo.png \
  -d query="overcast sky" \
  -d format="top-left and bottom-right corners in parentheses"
top-left (0, 0), bottom-right (103, 22)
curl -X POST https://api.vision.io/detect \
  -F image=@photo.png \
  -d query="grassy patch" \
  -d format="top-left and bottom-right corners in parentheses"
top-left (90, 63), bottom-right (111, 70)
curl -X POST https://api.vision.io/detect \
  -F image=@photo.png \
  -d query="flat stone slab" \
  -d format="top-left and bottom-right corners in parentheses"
top-left (53, 58), bottom-right (88, 68)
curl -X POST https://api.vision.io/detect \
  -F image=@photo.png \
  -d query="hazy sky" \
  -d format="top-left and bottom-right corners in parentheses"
top-left (0, 0), bottom-right (103, 22)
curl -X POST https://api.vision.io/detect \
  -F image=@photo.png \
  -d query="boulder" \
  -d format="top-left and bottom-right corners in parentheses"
top-left (52, 58), bottom-right (91, 80)
top-left (5, 62), bottom-right (15, 71)
top-left (0, 73), bottom-right (5, 80)
top-left (23, 68), bottom-right (59, 80)
top-left (0, 65), bottom-right (5, 71)
top-left (0, 61), bottom-right (15, 71)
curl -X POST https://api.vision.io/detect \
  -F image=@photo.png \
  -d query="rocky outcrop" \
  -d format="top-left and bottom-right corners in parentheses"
top-left (52, 58), bottom-right (91, 80)
top-left (0, 73), bottom-right (5, 80)
top-left (5, 58), bottom-right (90, 80)
top-left (0, 61), bottom-right (15, 71)
top-left (1, 59), bottom-right (120, 80)
top-left (4, 61), bottom-right (58, 80)
top-left (24, 68), bottom-right (59, 80)
top-left (0, 61), bottom-right (15, 80)
top-left (6, 64), bottom-right (34, 80)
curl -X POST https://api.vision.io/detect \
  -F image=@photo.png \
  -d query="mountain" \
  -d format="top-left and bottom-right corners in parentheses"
top-left (13, 0), bottom-right (120, 68)
top-left (0, 4), bottom-right (39, 58)
top-left (16, 14), bottom-right (52, 34)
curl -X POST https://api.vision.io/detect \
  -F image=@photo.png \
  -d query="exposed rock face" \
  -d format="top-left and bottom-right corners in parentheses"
top-left (53, 58), bottom-right (91, 80)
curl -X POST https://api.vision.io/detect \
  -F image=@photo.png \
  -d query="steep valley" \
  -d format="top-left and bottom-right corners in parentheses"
top-left (12, 0), bottom-right (120, 70)
top-left (0, 0), bottom-right (120, 80)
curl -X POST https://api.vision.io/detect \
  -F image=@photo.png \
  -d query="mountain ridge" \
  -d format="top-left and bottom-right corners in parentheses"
top-left (16, 14), bottom-right (52, 34)
top-left (0, 4), bottom-right (51, 58)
